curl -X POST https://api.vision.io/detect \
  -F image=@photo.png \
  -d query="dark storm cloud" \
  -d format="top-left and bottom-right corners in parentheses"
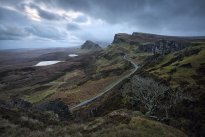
top-left (38, 8), bottom-right (60, 20)
top-left (55, 0), bottom-right (205, 20)
top-left (0, 7), bottom-right (27, 25)
top-left (0, 25), bottom-right (29, 40)
top-left (25, 25), bottom-right (64, 40)
top-left (0, 24), bottom-right (64, 40)
top-left (0, 0), bottom-right (20, 6)
top-left (28, 3), bottom-right (61, 20)
top-left (0, 0), bottom-right (205, 49)
top-left (49, 0), bottom-right (205, 35)
top-left (37, 0), bottom-right (91, 12)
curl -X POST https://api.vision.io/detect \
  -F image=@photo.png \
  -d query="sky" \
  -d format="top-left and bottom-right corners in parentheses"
top-left (0, 0), bottom-right (205, 49)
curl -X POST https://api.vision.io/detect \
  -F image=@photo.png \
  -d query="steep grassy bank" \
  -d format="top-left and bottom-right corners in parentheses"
top-left (144, 43), bottom-right (205, 88)
top-left (75, 42), bottom-right (205, 137)
top-left (118, 43), bottom-right (205, 136)
top-left (0, 107), bottom-right (187, 137)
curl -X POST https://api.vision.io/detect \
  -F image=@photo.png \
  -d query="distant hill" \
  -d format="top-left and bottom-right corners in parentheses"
top-left (81, 40), bottom-right (102, 51)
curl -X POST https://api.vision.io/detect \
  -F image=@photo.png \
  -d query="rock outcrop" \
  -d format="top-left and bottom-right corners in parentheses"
top-left (112, 32), bottom-right (190, 55)
top-left (81, 40), bottom-right (102, 51)
top-left (112, 32), bottom-right (178, 45)
top-left (112, 32), bottom-right (205, 46)
top-left (36, 99), bottom-right (72, 120)
top-left (139, 40), bottom-right (186, 55)
top-left (112, 33), bottom-right (133, 44)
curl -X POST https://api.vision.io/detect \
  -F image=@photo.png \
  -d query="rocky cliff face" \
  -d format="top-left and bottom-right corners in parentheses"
top-left (139, 40), bottom-right (187, 55)
top-left (81, 40), bottom-right (102, 51)
top-left (112, 33), bottom-right (133, 44)
top-left (113, 32), bottom-right (205, 46)
top-left (112, 32), bottom-right (181, 45)
top-left (112, 32), bottom-right (192, 55)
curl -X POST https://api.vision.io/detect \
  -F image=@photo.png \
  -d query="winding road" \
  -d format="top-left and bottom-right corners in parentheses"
top-left (71, 55), bottom-right (138, 110)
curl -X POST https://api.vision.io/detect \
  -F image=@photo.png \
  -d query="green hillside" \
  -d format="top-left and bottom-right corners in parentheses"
top-left (145, 43), bottom-right (205, 88)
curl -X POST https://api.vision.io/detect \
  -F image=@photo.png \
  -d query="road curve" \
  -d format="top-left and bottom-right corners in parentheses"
top-left (70, 55), bottom-right (138, 110)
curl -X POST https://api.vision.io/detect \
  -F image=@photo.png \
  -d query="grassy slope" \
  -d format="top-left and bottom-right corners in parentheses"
top-left (23, 46), bottom-right (133, 104)
top-left (107, 43), bottom-right (153, 63)
top-left (55, 76), bottom-right (121, 107)
top-left (23, 69), bottom-right (86, 103)
top-left (23, 43), bottom-right (152, 105)
top-left (145, 44), bottom-right (205, 88)
top-left (0, 108), bottom-right (187, 137)
top-left (134, 43), bottom-right (205, 136)
top-left (96, 42), bottom-right (204, 137)
top-left (0, 43), bottom-right (189, 137)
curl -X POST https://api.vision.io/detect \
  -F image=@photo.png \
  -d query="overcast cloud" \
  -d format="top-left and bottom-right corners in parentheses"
top-left (0, 0), bottom-right (205, 49)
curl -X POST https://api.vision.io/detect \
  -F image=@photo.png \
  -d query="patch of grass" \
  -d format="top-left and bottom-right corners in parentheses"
top-left (96, 43), bottom-right (150, 72)
top-left (55, 76), bottom-right (120, 106)
top-left (95, 57), bottom-right (111, 68)
top-left (172, 68), bottom-right (196, 84)
top-left (0, 108), bottom-right (187, 137)
top-left (131, 52), bottom-right (154, 63)
top-left (163, 66), bottom-right (176, 73)
top-left (95, 56), bottom-right (126, 72)
top-left (106, 43), bottom-right (139, 56)
top-left (146, 44), bottom-right (205, 87)
top-left (127, 116), bottom-right (186, 137)
top-left (24, 89), bottom-right (57, 103)
top-left (156, 53), bottom-right (175, 68)
top-left (23, 69), bottom-right (86, 104)
top-left (179, 49), bottom-right (205, 67)
top-left (86, 116), bottom-right (187, 137)
top-left (55, 70), bottom-right (83, 82)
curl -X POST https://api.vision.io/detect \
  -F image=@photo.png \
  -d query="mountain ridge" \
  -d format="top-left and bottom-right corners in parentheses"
top-left (113, 32), bottom-right (205, 45)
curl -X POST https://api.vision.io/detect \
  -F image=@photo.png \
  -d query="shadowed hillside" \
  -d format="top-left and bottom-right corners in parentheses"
top-left (0, 33), bottom-right (205, 137)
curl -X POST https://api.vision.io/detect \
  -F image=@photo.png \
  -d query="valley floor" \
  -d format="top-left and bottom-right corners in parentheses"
top-left (0, 40), bottom-right (205, 137)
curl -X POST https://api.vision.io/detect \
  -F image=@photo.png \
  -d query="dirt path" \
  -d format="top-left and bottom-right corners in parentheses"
top-left (70, 55), bottom-right (138, 110)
